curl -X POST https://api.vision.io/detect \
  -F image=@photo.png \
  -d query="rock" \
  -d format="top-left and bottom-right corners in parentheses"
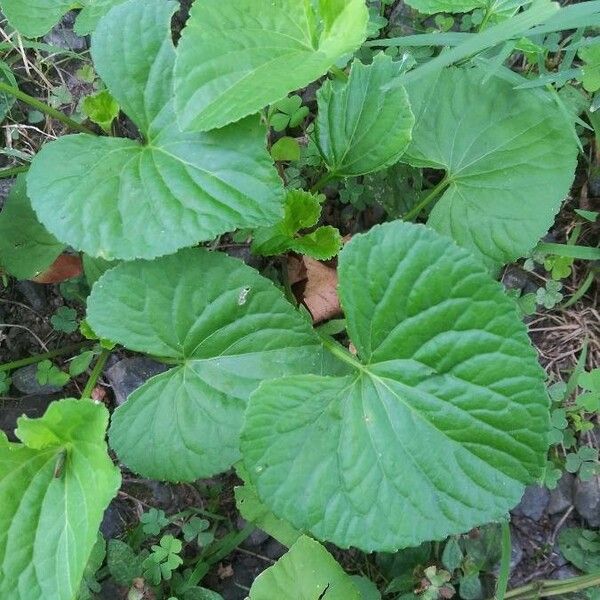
top-left (553, 565), bottom-right (579, 580)
top-left (105, 357), bottom-right (168, 405)
top-left (100, 503), bottom-right (128, 540)
top-left (513, 485), bottom-right (550, 521)
top-left (11, 364), bottom-right (63, 395)
top-left (16, 281), bottom-right (47, 313)
top-left (237, 516), bottom-right (270, 548)
top-left (43, 12), bottom-right (88, 51)
top-left (574, 475), bottom-right (600, 527)
top-left (502, 265), bottom-right (536, 294)
top-left (548, 473), bottom-right (575, 515)
top-left (0, 393), bottom-right (61, 440)
top-left (493, 530), bottom-right (523, 573)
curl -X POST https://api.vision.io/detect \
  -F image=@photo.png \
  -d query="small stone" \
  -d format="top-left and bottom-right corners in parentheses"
top-left (11, 364), bottom-right (63, 395)
top-left (513, 485), bottom-right (550, 521)
top-left (237, 516), bottom-right (270, 548)
top-left (502, 266), bottom-right (536, 294)
top-left (574, 475), bottom-right (600, 527)
top-left (43, 12), bottom-right (88, 51)
top-left (548, 473), bottom-right (575, 515)
top-left (15, 281), bottom-right (47, 313)
top-left (0, 393), bottom-right (60, 440)
top-left (105, 357), bottom-right (168, 405)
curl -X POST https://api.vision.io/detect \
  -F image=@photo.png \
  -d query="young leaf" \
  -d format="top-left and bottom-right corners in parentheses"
top-left (0, 399), bottom-right (120, 599)
top-left (174, 0), bottom-right (369, 131)
top-left (315, 54), bottom-right (414, 177)
top-left (252, 190), bottom-right (342, 260)
top-left (0, 175), bottom-right (64, 280)
top-left (242, 221), bottom-right (549, 551)
top-left (82, 89), bottom-right (120, 133)
top-left (405, 0), bottom-right (486, 14)
top-left (0, 0), bottom-right (126, 38)
top-left (27, 0), bottom-right (283, 261)
top-left (249, 536), bottom-right (360, 599)
top-left (87, 248), bottom-right (325, 481)
top-left (402, 66), bottom-right (578, 268)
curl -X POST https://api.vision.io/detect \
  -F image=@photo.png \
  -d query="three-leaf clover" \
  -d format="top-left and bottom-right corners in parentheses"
top-left (544, 254), bottom-right (573, 281)
top-left (577, 369), bottom-right (600, 412)
top-left (565, 447), bottom-right (598, 481)
top-left (143, 535), bottom-right (183, 584)
top-left (140, 508), bottom-right (169, 535)
top-left (182, 517), bottom-right (214, 548)
top-left (536, 280), bottom-right (563, 309)
top-left (36, 360), bottom-right (70, 387)
top-left (51, 306), bottom-right (79, 334)
top-left (578, 43), bottom-right (600, 93)
top-left (543, 461), bottom-right (562, 490)
top-left (269, 95), bottom-right (310, 132)
top-left (549, 408), bottom-right (568, 444)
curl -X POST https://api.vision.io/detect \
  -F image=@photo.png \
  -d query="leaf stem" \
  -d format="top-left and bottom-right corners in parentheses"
top-left (319, 333), bottom-right (364, 371)
top-left (0, 80), bottom-right (96, 135)
top-left (495, 521), bottom-right (512, 600)
top-left (0, 342), bottom-right (91, 373)
top-left (81, 348), bottom-right (110, 398)
top-left (0, 165), bottom-right (28, 179)
top-left (403, 177), bottom-right (450, 221)
top-left (310, 171), bottom-right (337, 193)
top-left (494, 571), bottom-right (600, 600)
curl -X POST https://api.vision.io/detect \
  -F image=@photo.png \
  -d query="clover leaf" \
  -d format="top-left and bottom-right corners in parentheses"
top-left (143, 535), bottom-right (183, 584)
top-left (402, 67), bottom-right (578, 268)
top-left (0, 176), bottom-right (64, 280)
top-left (577, 369), bottom-right (600, 412)
top-left (565, 447), bottom-right (598, 481)
top-left (174, 0), bottom-right (369, 131)
top-left (182, 517), bottom-right (214, 548)
top-left (51, 306), bottom-right (79, 334)
top-left (0, 399), bottom-right (120, 599)
top-left (252, 190), bottom-right (342, 260)
top-left (87, 247), bottom-right (331, 482)
top-left (242, 220), bottom-right (549, 552)
top-left (27, 0), bottom-right (284, 261)
top-left (140, 508), bottom-right (170, 536)
top-left (315, 53), bottom-right (414, 177)
top-left (578, 44), bottom-right (600, 93)
top-left (36, 360), bottom-right (70, 387)
top-left (0, 0), bottom-right (126, 37)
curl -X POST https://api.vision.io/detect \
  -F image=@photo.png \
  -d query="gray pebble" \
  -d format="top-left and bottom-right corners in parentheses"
top-left (105, 357), bottom-right (168, 405)
top-left (548, 473), bottom-right (575, 515)
top-left (574, 475), bottom-right (600, 527)
top-left (11, 364), bottom-right (63, 395)
top-left (513, 485), bottom-right (550, 521)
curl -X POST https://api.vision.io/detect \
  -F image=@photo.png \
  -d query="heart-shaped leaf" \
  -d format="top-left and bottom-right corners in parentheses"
top-left (0, 175), bottom-right (64, 280)
top-left (404, 0), bottom-right (486, 14)
top-left (402, 67), bottom-right (578, 268)
top-left (174, 0), bottom-right (369, 131)
top-left (27, 0), bottom-right (283, 261)
top-left (0, 0), bottom-right (126, 38)
top-left (249, 536), bottom-right (360, 600)
top-left (87, 248), bottom-right (327, 481)
top-left (0, 399), bottom-right (120, 600)
top-left (241, 220), bottom-right (549, 551)
top-left (315, 54), bottom-right (414, 177)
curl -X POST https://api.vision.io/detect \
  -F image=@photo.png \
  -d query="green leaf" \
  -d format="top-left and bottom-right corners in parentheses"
top-left (249, 535), bottom-right (360, 599)
top-left (174, 0), bottom-right (369, 131)
top-left (0, 399), bottom-right (120, 599)
top-left (36, 360), bottom-right (70, 387)
top-left (579, 43), bottom-right (600, 93)
top-left (83, 254), bottom-right (118, 287)
top-left (252, 190), bottom-right (342, 260)
top-left (235, 464), bottom-right (301, 548)
top-left (559, 528), bottom-right (600, 573)
top-left (0, 0), bottom-right (126, 38)
top-left (351, 575), bottom-right (382, 600)
top-left (442, 537), bottom-right (463, 572)
top-left (402, 67), bottom-right (578, 268)
top-left (82, 89), bottom-right (120, 133)
top-left (27, 0), bottom-right (283, 261)
top-left (87, 248), bottom-right (324, 481)
top-left (140, 508), bottom-right (169, 535)
top-left (242, 221), bottom-right (549, 551)
top-left (69, 351), bottom-right (95, 377)
top-left (107, 539), bottom-right (143, 586)
top-left (270, 137), bottom-right (301, 162)
top-left (51, 306), bottom-right (79, 334)
top-left (315, 54), bottom-right (414, 176)
top-left (0, 175), bottom-right (64, 280)
top-left (404, 0), bottom-right (486, 14)
top-left (0, 61), bottom-right (17, 122)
